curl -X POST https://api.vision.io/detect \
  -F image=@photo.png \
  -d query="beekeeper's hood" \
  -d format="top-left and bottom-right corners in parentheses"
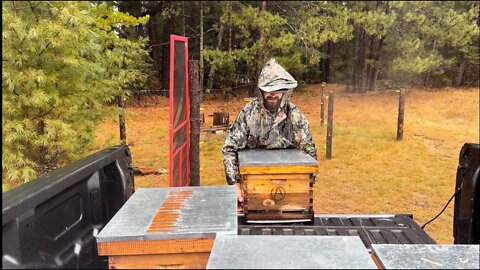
top-left (257, 58), bottom-right (298, 110)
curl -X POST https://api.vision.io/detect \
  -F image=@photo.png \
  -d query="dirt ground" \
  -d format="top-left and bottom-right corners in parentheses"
top-left (93, 83), bottom-right (479, 244)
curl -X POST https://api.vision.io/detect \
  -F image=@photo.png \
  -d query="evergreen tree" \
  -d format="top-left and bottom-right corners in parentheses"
top-left (204, 1), bottom-right (301, 96)
top-left (2, 1), bottom-right (151, 190)
top-left (386, 1), bottom-right (479, 87)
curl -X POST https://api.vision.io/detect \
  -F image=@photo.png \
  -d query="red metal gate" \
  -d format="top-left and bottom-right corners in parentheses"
top-left (169, 35), bottom-right (189, 187)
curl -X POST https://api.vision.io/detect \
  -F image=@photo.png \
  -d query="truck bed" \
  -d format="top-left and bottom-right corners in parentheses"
top-left (238, 214), bottom-right (435, 251)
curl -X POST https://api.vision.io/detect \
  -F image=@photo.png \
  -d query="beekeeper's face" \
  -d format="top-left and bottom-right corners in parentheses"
top-left (262, 89), bottom-right (287, 112)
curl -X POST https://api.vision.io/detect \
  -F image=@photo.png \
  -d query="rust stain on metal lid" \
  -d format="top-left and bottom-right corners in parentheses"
top-left (147, 190), bottom-right (193, 233)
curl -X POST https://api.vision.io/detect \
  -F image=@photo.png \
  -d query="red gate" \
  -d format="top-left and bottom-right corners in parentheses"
top-left (169, 35), bottom-right (189, 187)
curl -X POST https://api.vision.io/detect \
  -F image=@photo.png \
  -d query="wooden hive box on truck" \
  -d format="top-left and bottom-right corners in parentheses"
top-left (238, 149), bottom-right (318, 221)
top-left (96, 186), bottom-right (237, 269)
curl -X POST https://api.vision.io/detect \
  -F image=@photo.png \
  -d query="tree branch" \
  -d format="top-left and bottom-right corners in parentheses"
top-left (27, 1), bottom-right (39, 23)
top-left (38, 15), bottom-right (73, 58)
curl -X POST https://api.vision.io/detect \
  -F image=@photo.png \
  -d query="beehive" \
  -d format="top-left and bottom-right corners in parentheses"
top-left (238, 149), bottom-right (318, 221)
top-left (96, 186), bottom-right (237, 269)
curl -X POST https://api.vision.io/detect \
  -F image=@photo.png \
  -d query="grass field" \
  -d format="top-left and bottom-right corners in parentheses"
top-left (92, 84), bottom-right (479, 244)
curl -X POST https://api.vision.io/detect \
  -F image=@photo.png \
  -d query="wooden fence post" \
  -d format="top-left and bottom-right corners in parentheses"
top-left (118, 93), bottom-right (126, 145)
top-left (326, 91), bottom-right (334, 159)
top-left (320, 82), bottom-right (325, 126)
top-left (189, 60), bottom-right (201, 186)
top-left (397, 88), bottom-right (405, 141)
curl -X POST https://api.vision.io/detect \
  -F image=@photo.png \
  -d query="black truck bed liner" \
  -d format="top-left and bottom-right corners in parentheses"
top-left (238, 214), bottom-right (436, 251)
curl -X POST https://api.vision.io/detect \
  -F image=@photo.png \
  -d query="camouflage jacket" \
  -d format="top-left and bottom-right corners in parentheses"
top-left (222, 89), bottom-right (317, 185)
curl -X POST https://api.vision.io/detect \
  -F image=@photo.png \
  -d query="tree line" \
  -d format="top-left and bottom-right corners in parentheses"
top-left (2, 1), bottom-right (479, 190)
top-left (121, 1), bottom-right (479, 97)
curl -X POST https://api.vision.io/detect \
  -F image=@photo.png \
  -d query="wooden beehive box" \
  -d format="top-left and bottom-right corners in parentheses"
top-left (238, 149), bottom-right (318, 221)
top-left (96, 186), bottom-right (237, 269)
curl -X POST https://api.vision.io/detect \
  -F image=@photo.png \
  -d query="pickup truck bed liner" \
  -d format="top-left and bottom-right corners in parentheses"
top-left (238, 214), bottom-right (436, 251)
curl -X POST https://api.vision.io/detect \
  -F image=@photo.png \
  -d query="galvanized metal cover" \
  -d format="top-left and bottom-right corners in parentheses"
top-left (207, 235), bottom-right (377, 269)
top-left (238, 149), bottom-right (318, 167)
top-left (371, 244), bottom-right (480, 269)
top-left (238, 214), bottom-right (435, 252)
top-left (97, 186), bottom-right (237, 242)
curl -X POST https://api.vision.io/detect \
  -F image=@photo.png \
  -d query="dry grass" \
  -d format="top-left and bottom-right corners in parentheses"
top-left (92, 84), bottom-right (479, 244)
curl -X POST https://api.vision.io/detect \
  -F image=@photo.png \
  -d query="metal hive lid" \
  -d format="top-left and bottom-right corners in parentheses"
top-left (371, 244), bottom-right (480, 269)
top-left (97, 186), bottom-right (237, 242)
top-left (207, 234), bottom-right (377, 269)
top-left (238, 149), bottom-right (318, 167)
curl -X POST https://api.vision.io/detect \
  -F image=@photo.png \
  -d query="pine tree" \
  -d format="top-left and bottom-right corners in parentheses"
top-left (386, 1), bottom-right (479, 87)
top-left (2, 1), bottom-right (151, 190)
top-left (203, 1), bottom-right (301, 96)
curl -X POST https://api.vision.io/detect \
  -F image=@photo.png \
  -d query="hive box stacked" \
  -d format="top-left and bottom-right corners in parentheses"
top-left (238, 149), bottom-right (318, 221)
top-left (96, 186), bottom-right (237, 269)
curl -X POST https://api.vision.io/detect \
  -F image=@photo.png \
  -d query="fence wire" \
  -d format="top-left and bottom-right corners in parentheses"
top-left (131, 83), bottom-right (258, 95)
top-left (329, 89), bottom-right (404, 97)
top-left (131, 84), bottom-right (405, 96)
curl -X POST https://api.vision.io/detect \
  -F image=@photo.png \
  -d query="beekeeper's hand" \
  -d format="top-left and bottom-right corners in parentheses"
top-left (236, 182), bottom-right (244, 212)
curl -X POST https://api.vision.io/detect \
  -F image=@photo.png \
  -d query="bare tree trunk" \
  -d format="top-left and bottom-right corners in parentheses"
top-left (370, 2), bottom-right (389, 91)
top-left (226, 1), bottom-right (234, 98)
top-left (118, 94), bottom-right (127, 145)
top-left (350, 27), bottom-right (360, 92)
top-left (321, 51), bottom-right (326, 83)
top-left (359, 32), bottom-right (369, 92)
top-left (397, 88), bottom-right (405, 141)
top-left (199, 1), bottom-right (204, 91)
top-left (366, 1), bottom-right (381, 91)
top-left (150, 14), bottom-right (162, 94)
top-left (189, 60), bottom-right (201, 186)
top-left (228, 27), bottom-right (232, 51)
top-left (228, 1), bottom-right (232, 52)
top-left (249, 1), bottom-right (267, 97)
top-left (206, 25), bottom-right (224, 92)
top-left (455, 61), bottom-right (465, 87)
top-left (182, 1), bottom-right (186, 36)
top-left (370, 37), bottom-right (384, 91)
top-left (326, 40), bottom-right (335, 83)
top-left (424, 39), bottom-right (436, 87)
top-left (162, 17), bottom-right (175, 96)
top-left (260, 1), bottom-right (266, 39)
top-left (365, 35), bottom-right (375, 91)
top-left (326, 91), bottom-right (334, 159)
top-left (353, 28), bottom-right (364, 92)
top-left (38, 118), bottom-right (48, 175)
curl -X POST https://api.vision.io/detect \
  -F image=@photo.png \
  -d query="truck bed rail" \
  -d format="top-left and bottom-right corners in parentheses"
top-left (2, 145), bottom-right (134, 269)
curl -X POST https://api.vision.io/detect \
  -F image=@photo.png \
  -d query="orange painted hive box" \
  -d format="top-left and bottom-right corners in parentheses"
top-left (96, 186), bottom-right (237, 269)
top-left (238, 149), bottom-right (318, 221)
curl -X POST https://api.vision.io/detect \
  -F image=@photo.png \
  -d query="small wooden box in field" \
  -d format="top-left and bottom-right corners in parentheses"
top-left (96, 186), bottom-right (236, 269)
top-left (238, 149), bottom-right (318, 221)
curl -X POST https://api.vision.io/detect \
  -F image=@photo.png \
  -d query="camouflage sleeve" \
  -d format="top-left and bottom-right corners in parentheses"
top-left (222, 108), bottom-right (249, 185)
top-left (291, 108), bottom-right (318, 160)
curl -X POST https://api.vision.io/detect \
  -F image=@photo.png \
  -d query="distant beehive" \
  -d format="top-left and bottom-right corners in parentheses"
top-left (238, 149), bottom-right (318, 221)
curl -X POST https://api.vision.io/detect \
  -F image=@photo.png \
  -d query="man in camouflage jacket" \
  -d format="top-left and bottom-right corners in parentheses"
top-left (222, 59), bottom-right (317, 205)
